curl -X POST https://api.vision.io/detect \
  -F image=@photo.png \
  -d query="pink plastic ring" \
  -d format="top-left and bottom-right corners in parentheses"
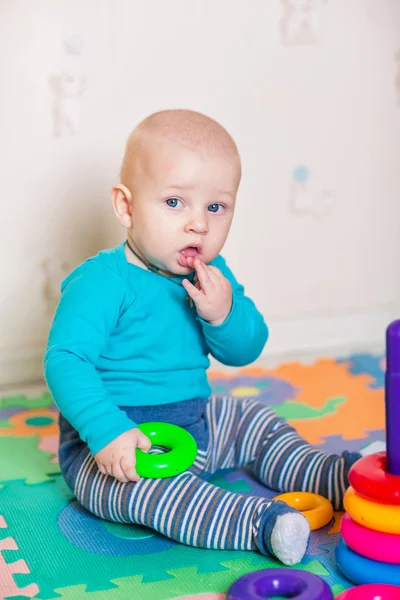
top-left (336, 584), bottom-right (400, 599)
top-left (348, 452), bottom-right (400, 504)
top-left (341, 513), bottom-right (400, 564)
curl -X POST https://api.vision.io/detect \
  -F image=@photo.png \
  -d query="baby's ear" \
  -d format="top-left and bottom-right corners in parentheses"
top-left (111, 184), bottom-right (133, 229)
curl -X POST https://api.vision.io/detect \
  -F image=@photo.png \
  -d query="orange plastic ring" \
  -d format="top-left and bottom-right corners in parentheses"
top-left (344, 486), bottom-right (400, 534)
top-left (275, 492), bottom-right (334, 531)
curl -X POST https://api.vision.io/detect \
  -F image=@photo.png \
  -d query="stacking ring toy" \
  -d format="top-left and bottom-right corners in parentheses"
top-left (341, 513), bottom-right (400, 564)
top-left (336, 540), bottom-right (400, 585)
top-left (344, 486), bottom-right (400, 534)
top-left (349, 452), bottom-right (400, 504)
top-left (336, 584), bottom-right (400, 600)
top-left (227, 568), bottom-right (333, 600)
top-left (135, 422), bottom-right (198, 478)
top-left (274, 492), bottom-right (333, 530)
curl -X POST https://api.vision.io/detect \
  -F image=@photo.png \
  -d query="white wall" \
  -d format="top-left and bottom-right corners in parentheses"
top-left (1, 0), bottom-right (400, 385)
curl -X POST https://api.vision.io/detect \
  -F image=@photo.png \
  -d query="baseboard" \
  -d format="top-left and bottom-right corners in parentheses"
top-left (263, 306), bottom-right (390, 358)
top-left (0, 307), bottom-right (395, 387)
top-left (0, 347), bottom-right (46, 389)
top-left (209, 306), bottom-right (393, 369)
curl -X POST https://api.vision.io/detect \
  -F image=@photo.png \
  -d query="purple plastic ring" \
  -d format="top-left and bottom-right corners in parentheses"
top-left (227, 568), bottom-right (333, 600)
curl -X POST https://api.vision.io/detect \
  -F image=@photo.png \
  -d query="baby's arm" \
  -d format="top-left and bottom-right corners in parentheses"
top-left (44, 260), bottom-right (149, 481)
top-left (195, 255), bottom-right (269, 366)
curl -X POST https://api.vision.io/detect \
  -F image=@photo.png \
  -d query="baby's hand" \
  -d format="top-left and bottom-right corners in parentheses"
top-left (183, 258), bottom-right (232, 325)
top-left (94, 427), bottom-right (151, 483)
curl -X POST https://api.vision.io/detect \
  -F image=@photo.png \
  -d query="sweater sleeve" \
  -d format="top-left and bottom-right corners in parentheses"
top-left (198, 255), bottom-right (269, 366)
top-left (43, 260), bottom-right (137, 455)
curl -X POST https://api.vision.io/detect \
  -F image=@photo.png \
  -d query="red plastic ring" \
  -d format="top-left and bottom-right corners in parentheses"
top-left (348, 452), bottom-right (400, 504)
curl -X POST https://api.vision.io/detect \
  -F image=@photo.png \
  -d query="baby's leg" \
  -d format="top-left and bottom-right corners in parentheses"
top-left (230, 398), bottom-right (361, 511)
top-left (73, 450), bottom-right (309, 561)
top-left (58, 414), bottom-right (308, 564)
top-left (203, 396), bottom-right (361, 563)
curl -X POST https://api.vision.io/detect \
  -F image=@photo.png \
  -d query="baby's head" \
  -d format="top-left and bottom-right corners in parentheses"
top-left (112, 109), bottom-right (241, 276)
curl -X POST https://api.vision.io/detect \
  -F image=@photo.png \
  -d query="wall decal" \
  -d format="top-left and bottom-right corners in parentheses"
top-left (280, 0), bottom-right (328, 46)
top-left (49, 34), bottom-right (86, 136)
top-left (290, 165), bottom-right (334, 218)
top-left (64, 33), bottom-right (85, 57)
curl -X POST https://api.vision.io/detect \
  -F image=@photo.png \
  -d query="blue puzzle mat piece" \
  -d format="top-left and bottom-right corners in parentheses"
top-left (338, 353), bottom-right (384, 389)
top-left (317, 430), bottom-right (385, 454)
top-left (306, 521), bottom-right (339, 557)
top-left (210, 468), bottom-right (277, 500)
top-left (302, 540), bottom-right (351, 591)
top-left (211, 470), bottom-right (345, 581)
top-left (210, 375), bottom-right (299, 407)
top-left (0, 402), bottom-right (58, 420)
top-left (300, 519), bottom-right (351, 590)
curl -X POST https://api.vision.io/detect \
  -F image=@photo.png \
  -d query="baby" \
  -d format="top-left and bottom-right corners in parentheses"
top-left (44, 109), bottom-right (369, 565)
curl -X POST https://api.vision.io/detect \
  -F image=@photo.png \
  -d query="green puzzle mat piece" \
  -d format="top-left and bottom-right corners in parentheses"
top-left (0, 436), bottom-right (60, 485)
top-left (0, 391), bottom-right (54, 410)
top-left (0, 375), bottom-right (366, 599)
top-left (1, 477), bottom-right (332, 599)
top-left (209, 475), bottom-right (252, 493)
top-left (333, 584), bottom-right (347, 597)
top-left (273, 396), bottom-right (345, 420)
top-left (46, 558), bottom-right (330, 599)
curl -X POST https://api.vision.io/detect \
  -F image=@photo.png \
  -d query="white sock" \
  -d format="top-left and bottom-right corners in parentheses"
top-left (270, 512), bottom-right (310, 566)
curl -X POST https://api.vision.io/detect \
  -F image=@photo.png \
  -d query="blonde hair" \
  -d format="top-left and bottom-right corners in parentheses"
top-left (119, 109), bottom-right (241, 188)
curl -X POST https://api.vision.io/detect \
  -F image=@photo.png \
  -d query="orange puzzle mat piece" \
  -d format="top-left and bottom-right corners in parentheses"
top-left (210, 360), bottom-right (384, 444)
top-left (279, 362), bottom-right (384, 444)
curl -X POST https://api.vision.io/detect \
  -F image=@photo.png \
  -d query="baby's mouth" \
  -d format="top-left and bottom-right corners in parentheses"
top-left (178, 246), bottom-right (201, 267)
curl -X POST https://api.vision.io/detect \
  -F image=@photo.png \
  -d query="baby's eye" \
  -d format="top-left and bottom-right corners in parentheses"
top-left (208, 203), bottom-right (225, 214)
top-left (166, 198), bottom-right (183, 208)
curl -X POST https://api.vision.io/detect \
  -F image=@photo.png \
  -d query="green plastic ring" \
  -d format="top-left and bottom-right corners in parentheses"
top-left (135, 422), bottom-right (198, 479)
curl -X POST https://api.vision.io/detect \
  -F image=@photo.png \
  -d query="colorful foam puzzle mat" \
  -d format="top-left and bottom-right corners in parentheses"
top-left (0, 354), bottom-right (386, 599)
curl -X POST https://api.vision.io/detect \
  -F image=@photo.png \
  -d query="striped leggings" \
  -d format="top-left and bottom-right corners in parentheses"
top-left (58, 395), bottom-right (359, 556)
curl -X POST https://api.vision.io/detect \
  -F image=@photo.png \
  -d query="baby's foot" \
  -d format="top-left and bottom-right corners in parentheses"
top-left (270, 511), bottom-right (310, 565)
top-left (261, 500), bottom-right (310, 565)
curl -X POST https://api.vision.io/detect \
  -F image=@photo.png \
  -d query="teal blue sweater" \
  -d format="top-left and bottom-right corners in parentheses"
top-left (44, 243), bottom-right (268, 455)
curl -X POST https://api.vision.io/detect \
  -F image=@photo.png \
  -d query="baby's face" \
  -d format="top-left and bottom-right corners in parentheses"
top-left (128, 139), bottom-right (240, 276)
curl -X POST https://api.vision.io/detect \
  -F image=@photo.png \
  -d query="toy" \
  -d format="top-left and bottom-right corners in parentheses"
top-left (337, 321), bottom-right (400, 585)
top-left (386, 321), bottom-right (400, 475)
top-left (336, 540), bottom-right (400, 585)
top-left (336, 583), bottom-right (400, 599)
top-left (135, 422), bottom-right (198, 478)
top-left (343, 485), bottom-right (400, 533)
top-left (349, 452), bottom-right (400, 503)
top-left (341, 513), bottom-right (400, 564)
top-left (226, 568), bottom-right (333, 600)
top-left (274, 491), bottom-right (333, 531)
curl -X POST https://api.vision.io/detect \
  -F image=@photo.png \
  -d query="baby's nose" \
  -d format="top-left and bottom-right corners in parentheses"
top-left (185, 216), bottom-right (208, 234)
